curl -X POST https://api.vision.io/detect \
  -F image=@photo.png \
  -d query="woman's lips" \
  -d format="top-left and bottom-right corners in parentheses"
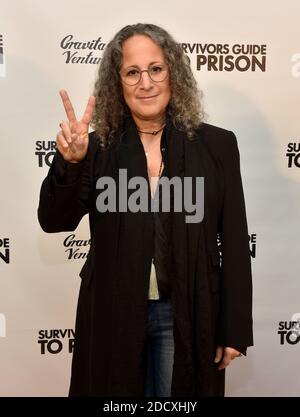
top-left (137, 95), bottom-right (158, 101)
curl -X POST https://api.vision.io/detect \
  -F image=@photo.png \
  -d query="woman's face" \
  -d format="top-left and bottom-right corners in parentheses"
top-left (120, 34), bottom-right (171, 123)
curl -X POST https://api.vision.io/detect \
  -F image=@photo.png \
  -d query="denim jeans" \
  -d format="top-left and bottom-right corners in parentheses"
top-left (143, 297), bottom-right (175, 397)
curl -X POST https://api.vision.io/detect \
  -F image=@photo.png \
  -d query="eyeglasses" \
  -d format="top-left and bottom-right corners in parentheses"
top-left (120, 64), bottom-right (168, 86)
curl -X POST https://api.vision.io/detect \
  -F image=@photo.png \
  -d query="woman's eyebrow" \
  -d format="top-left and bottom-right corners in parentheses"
top-left (123, 61), bottom-right (164, 70)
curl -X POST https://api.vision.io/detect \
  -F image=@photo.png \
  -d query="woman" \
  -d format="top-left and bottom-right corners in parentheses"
top-left (38, 23), bottom-right (253, 397)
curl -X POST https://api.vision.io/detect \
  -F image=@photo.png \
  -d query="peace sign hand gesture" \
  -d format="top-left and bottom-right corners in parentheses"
top-left (56, 90), bottom-right (96, 163)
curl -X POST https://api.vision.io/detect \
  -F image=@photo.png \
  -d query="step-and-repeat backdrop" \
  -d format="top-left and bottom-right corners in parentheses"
top-left (1, 0), bottom-right (299, 396)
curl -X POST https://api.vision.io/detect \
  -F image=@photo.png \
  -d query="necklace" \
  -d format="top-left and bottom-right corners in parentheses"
top-left (145, 147), bottom-right (157, 157)
top-left (137, 123), bottom-right (165, 157)
top-left (144, 139), bottom-right (161, 157)
top-left (137, 124), bottom-right (165, 136)
top-left (149, 157), bottom-right (164, 199)
top-left (148, 156), bottom-right (163, 178)
top-left (158, 156), bottom-right (163, 177)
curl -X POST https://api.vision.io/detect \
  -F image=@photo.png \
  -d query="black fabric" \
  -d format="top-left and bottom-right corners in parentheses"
top-left (53, 131), bottom-right (247, 357)
top-left (53, 128), bottom-right (247, 357)
top-left (54, 151), bottom-right (86, 184)
top-left (152, 126), bottom-right (172, 299)
top-left (152, 211), bottom-right (170, 298)
top-left (38, 114), bottom-right (253, 397)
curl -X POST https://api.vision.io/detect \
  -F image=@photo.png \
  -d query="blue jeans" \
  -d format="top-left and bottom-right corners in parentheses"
top-left (144, 297), bottom-right (175, 397)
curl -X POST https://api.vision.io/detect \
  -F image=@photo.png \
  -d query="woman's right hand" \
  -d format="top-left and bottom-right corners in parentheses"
top-left (56, 90), bottom-right (96, 163)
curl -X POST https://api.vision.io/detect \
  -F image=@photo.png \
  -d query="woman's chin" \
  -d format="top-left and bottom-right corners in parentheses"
top-left (132, 108), bottom-right (166, 121)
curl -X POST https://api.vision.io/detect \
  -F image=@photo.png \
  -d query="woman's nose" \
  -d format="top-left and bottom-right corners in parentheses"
top-left (139, 70), bottom-right (153, 89)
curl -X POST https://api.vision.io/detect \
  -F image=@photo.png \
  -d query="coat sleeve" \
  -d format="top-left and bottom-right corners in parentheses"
top-left (37, 138), bottom-right (94, 233)
top-left (217, 131), bottom-right (253, 348)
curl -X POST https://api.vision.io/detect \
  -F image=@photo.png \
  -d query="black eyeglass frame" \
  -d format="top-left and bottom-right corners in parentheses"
top-left (119, 65), bottom-right (168, 86)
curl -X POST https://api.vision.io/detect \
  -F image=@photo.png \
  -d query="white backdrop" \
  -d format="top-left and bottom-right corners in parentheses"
top-left (0, 0), bottom-right (300, 396)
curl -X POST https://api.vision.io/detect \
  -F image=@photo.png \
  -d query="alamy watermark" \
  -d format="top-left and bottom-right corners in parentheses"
top-left (95, 170), bottom-right (204, 223)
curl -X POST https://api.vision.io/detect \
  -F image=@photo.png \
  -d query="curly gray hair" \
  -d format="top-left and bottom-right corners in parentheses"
top-left (91, 23), bottom-right (205, 149)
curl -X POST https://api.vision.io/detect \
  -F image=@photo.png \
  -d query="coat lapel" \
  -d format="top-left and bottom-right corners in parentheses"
top-left (118, 115), bottom-right (150, 184)
top-left (110, 116), bottom-right (152, 266)
top-left (167, 124), bottom-right (219, 396)
top-left (167, 125), bottom-right (205, 322)
top-left (166, 125), bottom-right (206, 395)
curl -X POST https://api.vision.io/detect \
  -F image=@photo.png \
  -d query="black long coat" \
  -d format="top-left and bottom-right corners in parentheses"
top-left (38, 116), bottom-right (253, 397)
